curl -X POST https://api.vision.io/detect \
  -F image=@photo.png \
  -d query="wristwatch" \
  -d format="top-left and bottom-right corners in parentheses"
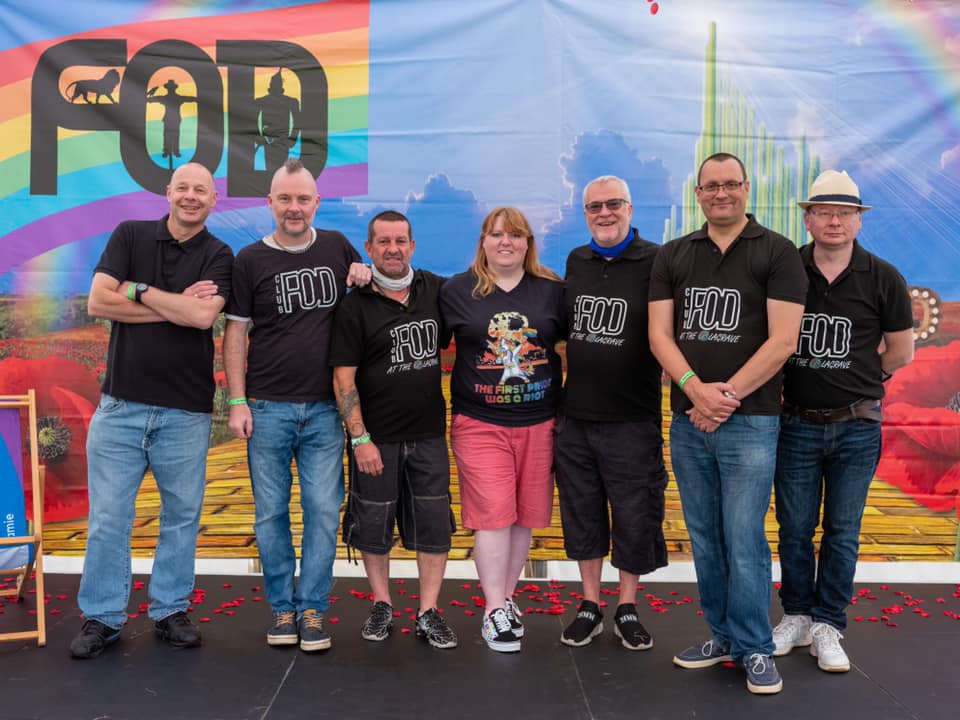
top-left (134, 283), bottom-right (149, 303)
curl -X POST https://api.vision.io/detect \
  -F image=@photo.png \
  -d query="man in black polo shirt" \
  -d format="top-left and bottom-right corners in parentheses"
top-left (70, 162), bottom-right (233, 659)
top-left (771, 170), bottom-right (913, 672)
top-left (555, 175), bottom-right (668, 651)
top-left (649, 152), bottom-right (807, 694)
top-left (330, 210), bottom-right (458, 650)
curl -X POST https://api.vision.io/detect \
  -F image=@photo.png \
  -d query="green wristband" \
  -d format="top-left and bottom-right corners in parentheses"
top-left (350, 432), bottom-right (372, 448)
top-left (126, 284), bottom-right (136, 301)
top-left (228, 397), bottom-right (248, 406)
top-left (678, 370), bottom-right (697, 391)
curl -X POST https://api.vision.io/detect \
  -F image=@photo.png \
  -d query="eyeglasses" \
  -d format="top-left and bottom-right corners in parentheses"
top-left (697, 181), bottom-right (745, 195)
top-left (584, 199), bottom-right (630, 214)
top-left (808, 208), bottom-right (860, 220)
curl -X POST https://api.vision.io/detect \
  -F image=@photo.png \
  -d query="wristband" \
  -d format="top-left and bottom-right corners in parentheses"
top-left (126, 284), bottom-right (136, 301)
top-left (677, 370), bottom-right (697, 391)
top-left (228, 398), bottom-right (248, 406)
top-left (350, 433), bottom-right (372, 448)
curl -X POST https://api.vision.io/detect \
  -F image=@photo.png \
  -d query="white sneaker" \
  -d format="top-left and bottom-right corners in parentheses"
top-left (809, 622), bottom-right (850, 672)
top-left (772, 613), bottom-right (812, 656)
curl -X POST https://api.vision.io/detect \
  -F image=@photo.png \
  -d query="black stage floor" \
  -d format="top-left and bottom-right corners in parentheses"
top-left (1, 574), bottom-right (957, 720)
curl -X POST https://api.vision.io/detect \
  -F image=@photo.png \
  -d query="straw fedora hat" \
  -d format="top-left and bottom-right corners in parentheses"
top-left (798, 170), bottom-right (871, 211)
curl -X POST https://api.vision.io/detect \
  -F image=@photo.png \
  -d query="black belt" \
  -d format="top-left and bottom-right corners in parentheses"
top-left (782, 399), bottom-right (882, 424)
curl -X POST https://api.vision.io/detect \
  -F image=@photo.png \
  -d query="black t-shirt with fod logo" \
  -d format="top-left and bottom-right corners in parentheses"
top-left (329, 270), bottom-right (450, 442)
top-left (783, 240), bottom-right (912, 409)
top-left (225, 230), bottom-right (360, 402)
top-left (563, 230), bottom-right (662, 422)
top-left (649, 215), bottom-right (808, 416)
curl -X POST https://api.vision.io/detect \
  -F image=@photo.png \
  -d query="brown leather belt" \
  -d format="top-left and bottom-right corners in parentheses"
top-left (782, 399), bottom-right (882, 424)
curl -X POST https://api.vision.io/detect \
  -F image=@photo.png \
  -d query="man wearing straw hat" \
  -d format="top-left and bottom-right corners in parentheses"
top-left (771, 170), bottom-right (914, 672)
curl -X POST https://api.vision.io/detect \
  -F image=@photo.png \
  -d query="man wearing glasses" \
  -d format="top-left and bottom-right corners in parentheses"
top-left (771, 171), bottom-right (913, 672)
top-left (555, 175), bottom-right (668, 651)
top-left (649, 152), bottom-right (807, 694)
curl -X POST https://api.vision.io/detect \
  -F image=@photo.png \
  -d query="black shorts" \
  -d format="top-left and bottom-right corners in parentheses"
top-left (553, 416), bottom-right (668, 575)
top-left (342, 435), bottom-right (455, 555)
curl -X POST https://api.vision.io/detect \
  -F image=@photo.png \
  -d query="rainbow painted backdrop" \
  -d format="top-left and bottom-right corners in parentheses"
top-left (0, 0), bottom-right (368, 296)
top-left (1, 1), bottom-right (959, 553)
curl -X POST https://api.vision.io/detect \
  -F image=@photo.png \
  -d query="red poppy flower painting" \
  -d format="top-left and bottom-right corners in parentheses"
top-left (0, 357), bottom-right (101, 522)
top-left (877, 341), bottom-right (960, 526)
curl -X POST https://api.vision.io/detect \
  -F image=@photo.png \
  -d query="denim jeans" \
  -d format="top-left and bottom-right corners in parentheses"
top-left (774, 415), bottom-right (881, 630)
top-left (247, 400), bottom-right (344, 615)
top-left (670, 413), bottom-right (779, 661)
top-left (79, 394), bottom-right (211, 629)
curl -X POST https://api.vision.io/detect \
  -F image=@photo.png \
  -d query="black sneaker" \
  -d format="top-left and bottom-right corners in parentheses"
top-left (504, 597), bottom-right (524, 638)
top-left (267, 611), bottom-right (298, 646)
top-left (299, 609), bottom-right (331, 652)
top-left (416, 608), bottom-right (458, 649)
top-left (69, 619), bottom-right (120, 659)
top-left (361, 601), bottom-right (394, 642)
top-left (613, 603), bottom-right (653, 650)
top-left (155, 611), bottom-right (202, 648)
top-left (561, 600), bottom-right (603, 647)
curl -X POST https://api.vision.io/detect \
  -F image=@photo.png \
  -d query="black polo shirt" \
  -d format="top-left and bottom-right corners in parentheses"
top-left (329, 270), bottom-right (449, 442)
top-left (563, 230), bottom-right (662, 421)
top-left (783, 240), bottom-right (913, 408)
top-left (95, 215), bottom-right (234, 413)
top-left (649, 215), bottom-right (807, 415)
top-left (225, 230), bottom-right (361, 402)
top-left (439, 271), bottom-right (565, 427)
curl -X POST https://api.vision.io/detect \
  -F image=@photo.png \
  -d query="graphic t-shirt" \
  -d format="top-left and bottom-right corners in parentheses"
top-left (329, 270), bottom-right (449, 442)
top-left (784, 241), bottom-right (913, 408)
top-left (225, 229), bottom-right (361, 402)
top-left (649, 215), bottom-right (808, 415)
top-left (563, 230), bottom-right (662, 421)
top-left (439, 271), bottom-right (565, 427)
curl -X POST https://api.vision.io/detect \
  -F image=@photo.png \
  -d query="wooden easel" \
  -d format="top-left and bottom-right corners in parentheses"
top-left (0, 391), bottom-right (47, 646)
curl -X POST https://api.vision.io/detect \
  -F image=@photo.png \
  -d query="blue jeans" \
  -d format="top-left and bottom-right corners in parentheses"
top-left (247, 400), bottom-right (344, 615)
top-left (79, 394), bottom-right (211, 628)
top-left (670, 413), bottom-right (779, 661)
top-left (774, 415), bottom-right (881, 630)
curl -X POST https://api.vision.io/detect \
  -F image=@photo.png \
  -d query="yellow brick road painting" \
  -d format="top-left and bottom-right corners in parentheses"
top-left (43, 382), bottom-right (959, 562)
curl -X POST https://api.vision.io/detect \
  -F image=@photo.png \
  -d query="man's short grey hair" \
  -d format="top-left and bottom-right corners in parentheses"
top-left (582, 175), bottom-right (632, 205)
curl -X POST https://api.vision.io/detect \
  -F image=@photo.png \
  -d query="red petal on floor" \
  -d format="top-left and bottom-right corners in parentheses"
top-left (937, 598), bottom-right (946, 603)
top-left (251, 586), bottom-right (262, 592)
top-left (461, 583), bottom-right (472, 589)
top-left (868, 617), bottom-right (880, 622)
top-left (327, 618), bottom-right (340, 624)
top-left (214, 609), bottom-right (222, 614)
top-left (252, 597), bottom-right (264, 602)
top-left (51, 609), bottom-right (62, 615)
top-left (57, 594), bottom-right (68, 600)
top-left (464, 610), bottom-right (476, 616)
top-left (199, 618), bottom-right (211, 623)
top-left (397, 589), bottom-right (406, 595)
top-left (222, 583), bottom-right (232, 589)
top-left (722, 661), bottom-right (736, 668)
top-left (226, 611), bottom-right (235, 616)
top-left (409, 594), bottom-right (420, 600)
top-left (128, 613), bottom-right (139, 619)
top-left (696, 610), bottom-right (704, 616)
top-left (401, 627), bottom-right (411, 634)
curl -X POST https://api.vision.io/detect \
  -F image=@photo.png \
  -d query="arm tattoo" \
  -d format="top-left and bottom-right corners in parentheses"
top-left (336, 387), bottom-right (365, 437)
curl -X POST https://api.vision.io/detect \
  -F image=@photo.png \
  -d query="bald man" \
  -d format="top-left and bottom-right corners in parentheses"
top-left (71, 162), bottom-right (234, 659)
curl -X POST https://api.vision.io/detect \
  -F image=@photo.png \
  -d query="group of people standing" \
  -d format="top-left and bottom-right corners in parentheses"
top-left (66, 153), bottom-right (913, 698)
